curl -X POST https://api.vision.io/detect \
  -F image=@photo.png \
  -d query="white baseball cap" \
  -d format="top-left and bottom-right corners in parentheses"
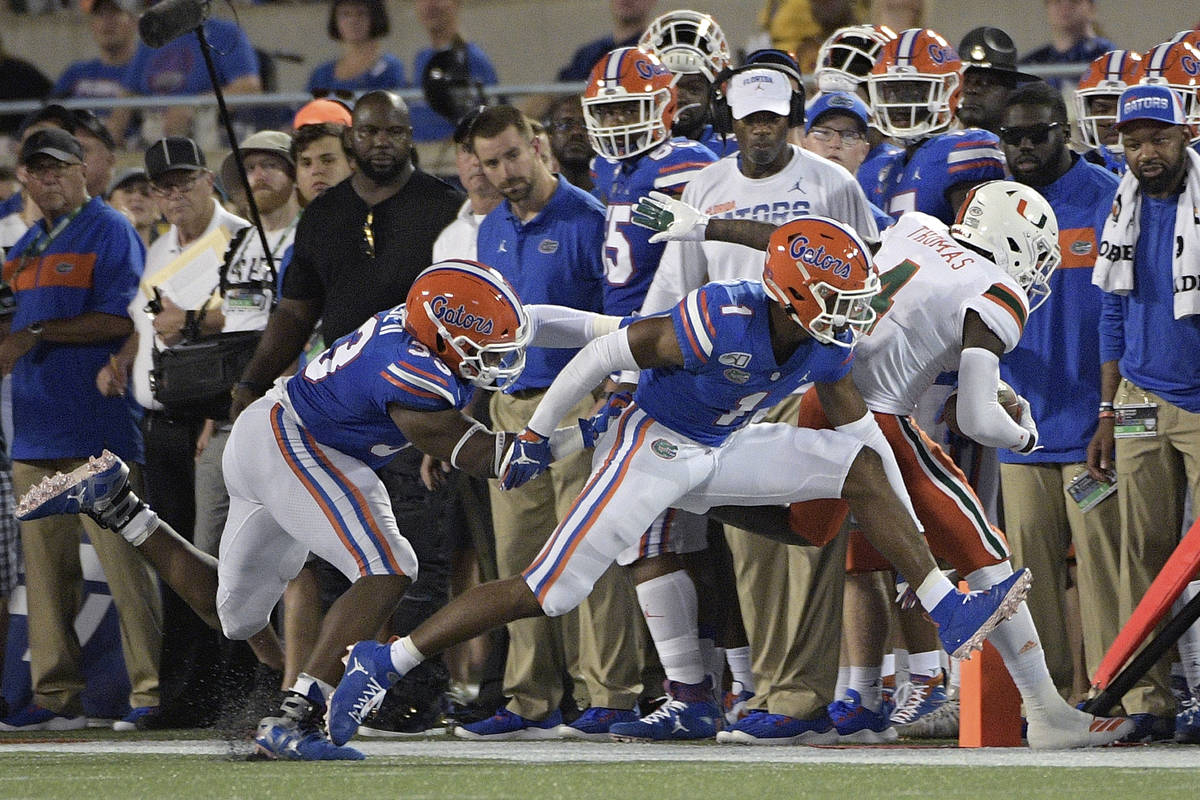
top-left (726, 68), bottom-right (793, 120)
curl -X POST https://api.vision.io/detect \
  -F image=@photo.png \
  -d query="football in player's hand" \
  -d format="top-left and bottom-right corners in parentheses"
top-left (997, 381), bottom-right (1023, 421)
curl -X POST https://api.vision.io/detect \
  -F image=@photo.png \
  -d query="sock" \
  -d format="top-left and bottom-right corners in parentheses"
top-left (291, 672), bottom-right (334, 706)
top-left (836, 665), bottom-right (851, 700)
top-left (637, 570), bottom-right (705, 684)
top-left (848, 665), bottom-right (883, 711)
top-left (698, 637), bottom-right (724, 693)
top-left (915, 569), bottom-right (955, 611)
top-left (388, 635), bottom-right (425, 677)
top-left (965, 563), bottom-right (1070, 723)
top-left (908, 650), bottom-right (943, 680)
top-left (725, 645), bottom-right (754, 693)
top-left (892, 649), bottom-right (910, 686)
top-left (1174, 581), bottom-right (1200, 692)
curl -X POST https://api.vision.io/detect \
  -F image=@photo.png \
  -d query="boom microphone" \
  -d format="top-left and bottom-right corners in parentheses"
top-left (139, 0), bottom-right (211, 49)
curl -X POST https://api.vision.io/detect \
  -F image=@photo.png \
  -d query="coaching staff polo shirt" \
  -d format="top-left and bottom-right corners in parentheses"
top-left (476, 174), bottom-right (605, 393)
top-left (283, 171), bottom-right (463, 345)
top-left (3, 196), bottom-right (144, 462)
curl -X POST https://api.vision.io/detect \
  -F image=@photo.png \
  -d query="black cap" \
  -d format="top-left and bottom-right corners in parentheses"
top-left (19, 128), bottom-right (84, 166)
top-left (72, 108), bottom-right (116, 151)
top-left (17, 104), bottom-right (78, 138)
top-left (958, 27), bottom-right (1040, 83)
top-left (145, 137), bottom-right (206, 181)
top-left (106, 167), bottom-right (149, 197)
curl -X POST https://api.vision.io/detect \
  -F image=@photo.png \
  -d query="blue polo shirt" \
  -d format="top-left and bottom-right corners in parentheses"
top-left (476, 175), bottom-right (604, 392)
top-left (2, 197), bottom-right (144, 461)
top-left (1099, 193), bottom-right (1200, 413)
top-left (1000, 155), bottom-right (1119, 464)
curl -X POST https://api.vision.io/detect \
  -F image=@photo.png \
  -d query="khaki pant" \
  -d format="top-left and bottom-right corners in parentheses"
top-left (489, 390), bottom-right (643, 719)
top-left (13, 459), bottom-right (162, 714)
top-left (1000, 461), bottom-right (1122, 699)
top-left (1112, 380), bottom-right (1200, 716)
top-left (724, 393), bottom-right (846, 719)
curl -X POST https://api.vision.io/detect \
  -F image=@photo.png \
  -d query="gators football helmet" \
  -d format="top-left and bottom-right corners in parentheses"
top-left (950, 181), bottom-right (1061, 313)
top-left (404, 260), bottom-right (531, 391)
top-left (1075, 50), bottom-right (1143, 152)
top-left (1137, 40), bottom-right (1200, 137)
top-left (866, 28), bottom-right (961, 140)
top-left (638, 10), bottom-right (731, 83)
top-left (815, 24), bottom-right (897, 93)
top-left (762, 217), bottom-right (880, 348)
top-left (582, 46), bottom-right (676, 160)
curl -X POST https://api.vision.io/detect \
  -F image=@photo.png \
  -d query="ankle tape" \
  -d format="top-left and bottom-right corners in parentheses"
top-left (91, 483), bottom-right (154, 544)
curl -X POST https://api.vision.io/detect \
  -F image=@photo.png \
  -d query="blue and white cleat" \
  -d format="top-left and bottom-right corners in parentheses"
top-left (327, 640), bottom-right (401, 746)
top-left (253, 715), bottom-right (365, 761)
top-left (608, 680), bottom-right (718, 742)
top-left (829, 689), bottom-right (897, 743)
top-left (716, 710), bottom-right (839, 745)
top-left (929, 568), bottom-right (1032, 659)
top-left (16, 450), bottom-right (129, 521)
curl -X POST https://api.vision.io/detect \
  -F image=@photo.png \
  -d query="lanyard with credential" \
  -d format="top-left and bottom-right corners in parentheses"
top-left (8, 204), bottom-right (86, 286)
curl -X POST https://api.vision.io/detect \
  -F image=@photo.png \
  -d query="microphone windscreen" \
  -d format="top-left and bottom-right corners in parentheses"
top-left (139, 0), bottom-right (209, 49)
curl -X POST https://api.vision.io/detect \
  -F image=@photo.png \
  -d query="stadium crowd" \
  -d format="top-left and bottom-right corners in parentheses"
top-left (2, 0), bottom-right (1200, 760)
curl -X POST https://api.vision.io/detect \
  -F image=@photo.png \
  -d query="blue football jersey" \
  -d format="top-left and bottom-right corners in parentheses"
top-left (857, 140), bottom-right (903, 203)
top-left (873, 129), bottom-right (1005, 224)
top-left (591, 138), bottom-right (717, 316)
top-left (693, 125), bottom-right (740, 158)
top-left (635, 280), bottom-right (854, 447)
top-left (285, 306), bottom-right (473, 469)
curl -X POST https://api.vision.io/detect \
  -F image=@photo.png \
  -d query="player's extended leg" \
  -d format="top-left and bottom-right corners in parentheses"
top-left (329, 406), bottom-right (705, 746)
top-left (14, 451), bottom-right (283, 667)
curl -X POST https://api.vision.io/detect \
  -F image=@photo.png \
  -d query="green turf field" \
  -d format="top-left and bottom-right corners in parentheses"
top-left (2, 733), bottom-right (1199, 800)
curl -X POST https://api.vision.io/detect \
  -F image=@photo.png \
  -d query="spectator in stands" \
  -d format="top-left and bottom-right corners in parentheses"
top-left (411, 0), bottom-right (497, 142)
top-left (111, 12), bottom-right (261, 144)
top-left (558, 0), bottom-right (659, 81)
top-left (1020, 0), bottom-right (1117, 87)
top-left (307, 0), bottom-right (405, 96)
top-left (106, 168), bottom-right (160, 248)
top-left (545, 94), bottom-right (593, 192)
top-left (758, 1), bottom-right (866, 74)
top-left (52, 0), bottom-right (148, 139)
top-left (0, 33), bottom-right (52, 138)
top-left (871, 0), bottom-right (925, 31)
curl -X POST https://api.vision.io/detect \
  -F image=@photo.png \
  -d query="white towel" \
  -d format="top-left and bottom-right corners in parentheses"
top-left (1093, 147), bottom-right (1200, 320)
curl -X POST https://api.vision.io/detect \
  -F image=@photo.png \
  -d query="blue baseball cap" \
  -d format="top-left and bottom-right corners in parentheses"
top-left (1115, 84), bottom-right (1187, 128)
top-left (804, 91), bottom-right (870, 134)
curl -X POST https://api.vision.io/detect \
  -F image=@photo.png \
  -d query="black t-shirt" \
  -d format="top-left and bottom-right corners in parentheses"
top-left (283, 170), bottom-right (463, 344)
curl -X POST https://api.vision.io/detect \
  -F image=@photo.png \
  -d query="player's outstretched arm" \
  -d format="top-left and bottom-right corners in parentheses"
top-left (525, 304), bottom-right (624, 348)
top-left (631, 191), bottom-right (775, 250)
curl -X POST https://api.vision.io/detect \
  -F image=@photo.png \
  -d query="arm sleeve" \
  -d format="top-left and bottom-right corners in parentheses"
top-left (525, 329), bottom-right (638, 436)
top-left (1098, 290), bottom-right (1126, 363)
top-left (956, 346), bottom-right (1032, 450)
top-left (526, 304), bottom-right (624, 348)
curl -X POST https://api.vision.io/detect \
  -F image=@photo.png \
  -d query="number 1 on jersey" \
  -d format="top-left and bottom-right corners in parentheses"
top-left (715, 391), bottom-right (769, 426)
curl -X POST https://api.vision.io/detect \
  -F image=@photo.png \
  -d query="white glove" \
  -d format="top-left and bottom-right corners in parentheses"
top-left (1013, 394), bottom-right (1041, 454)
top-left (631, 191), bottom-right (710, 244)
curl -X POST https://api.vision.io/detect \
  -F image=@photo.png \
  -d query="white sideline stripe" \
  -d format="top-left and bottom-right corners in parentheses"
top-left (1, 740), bottom-right (1199, 768)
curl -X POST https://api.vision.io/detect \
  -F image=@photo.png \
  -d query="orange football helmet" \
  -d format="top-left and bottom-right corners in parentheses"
top-left (1075, 50), bottom-right (1143, 151)
top-left (582, 47), bottom-right (677, 160)
top-left (866, 28), bottom-right (961, 140)
top-left (404, 260), bottom-right (531, 391)
top-left (1168, 29), bottom-right (1200, 49)
top-left (638, 10), bottom-right (731, 83)
top-left (1137, 40), bottom-right (1200, 134)
top-left (815, 24), bottom-right (898, 93)
top-left (762, 217), bottom-right (880, 348)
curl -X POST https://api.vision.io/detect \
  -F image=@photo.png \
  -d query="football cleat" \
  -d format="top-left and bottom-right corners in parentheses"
top-left (1176, 695), bottom-right (1200, 744)
top-left (717, 710), bottom-right (839, 746)
top-left (17, 450), bottom-right (128, 522)
top-left (608, 698), bottom-right (718, 742)
top-left (829, 689), bottom-right (897, 743)
top-left (327, 640), bottom-right (401, 746)
top-left (454, 707), bottom-right (564, 740)
top-left (724, 683), bottom-right (754, 726)
top-left (889, 671), bottom-right (947, 731)
top-left (253, 715), bottom-right (365, 761)
top-left (557, 706), bottom-right (639, 741)
top-left (928, 568), bottom-right (1032, 660)
top-left (897, 696), bottom-right (960, 739)
top-left (1026, 708), bottom-right (1136, 749)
